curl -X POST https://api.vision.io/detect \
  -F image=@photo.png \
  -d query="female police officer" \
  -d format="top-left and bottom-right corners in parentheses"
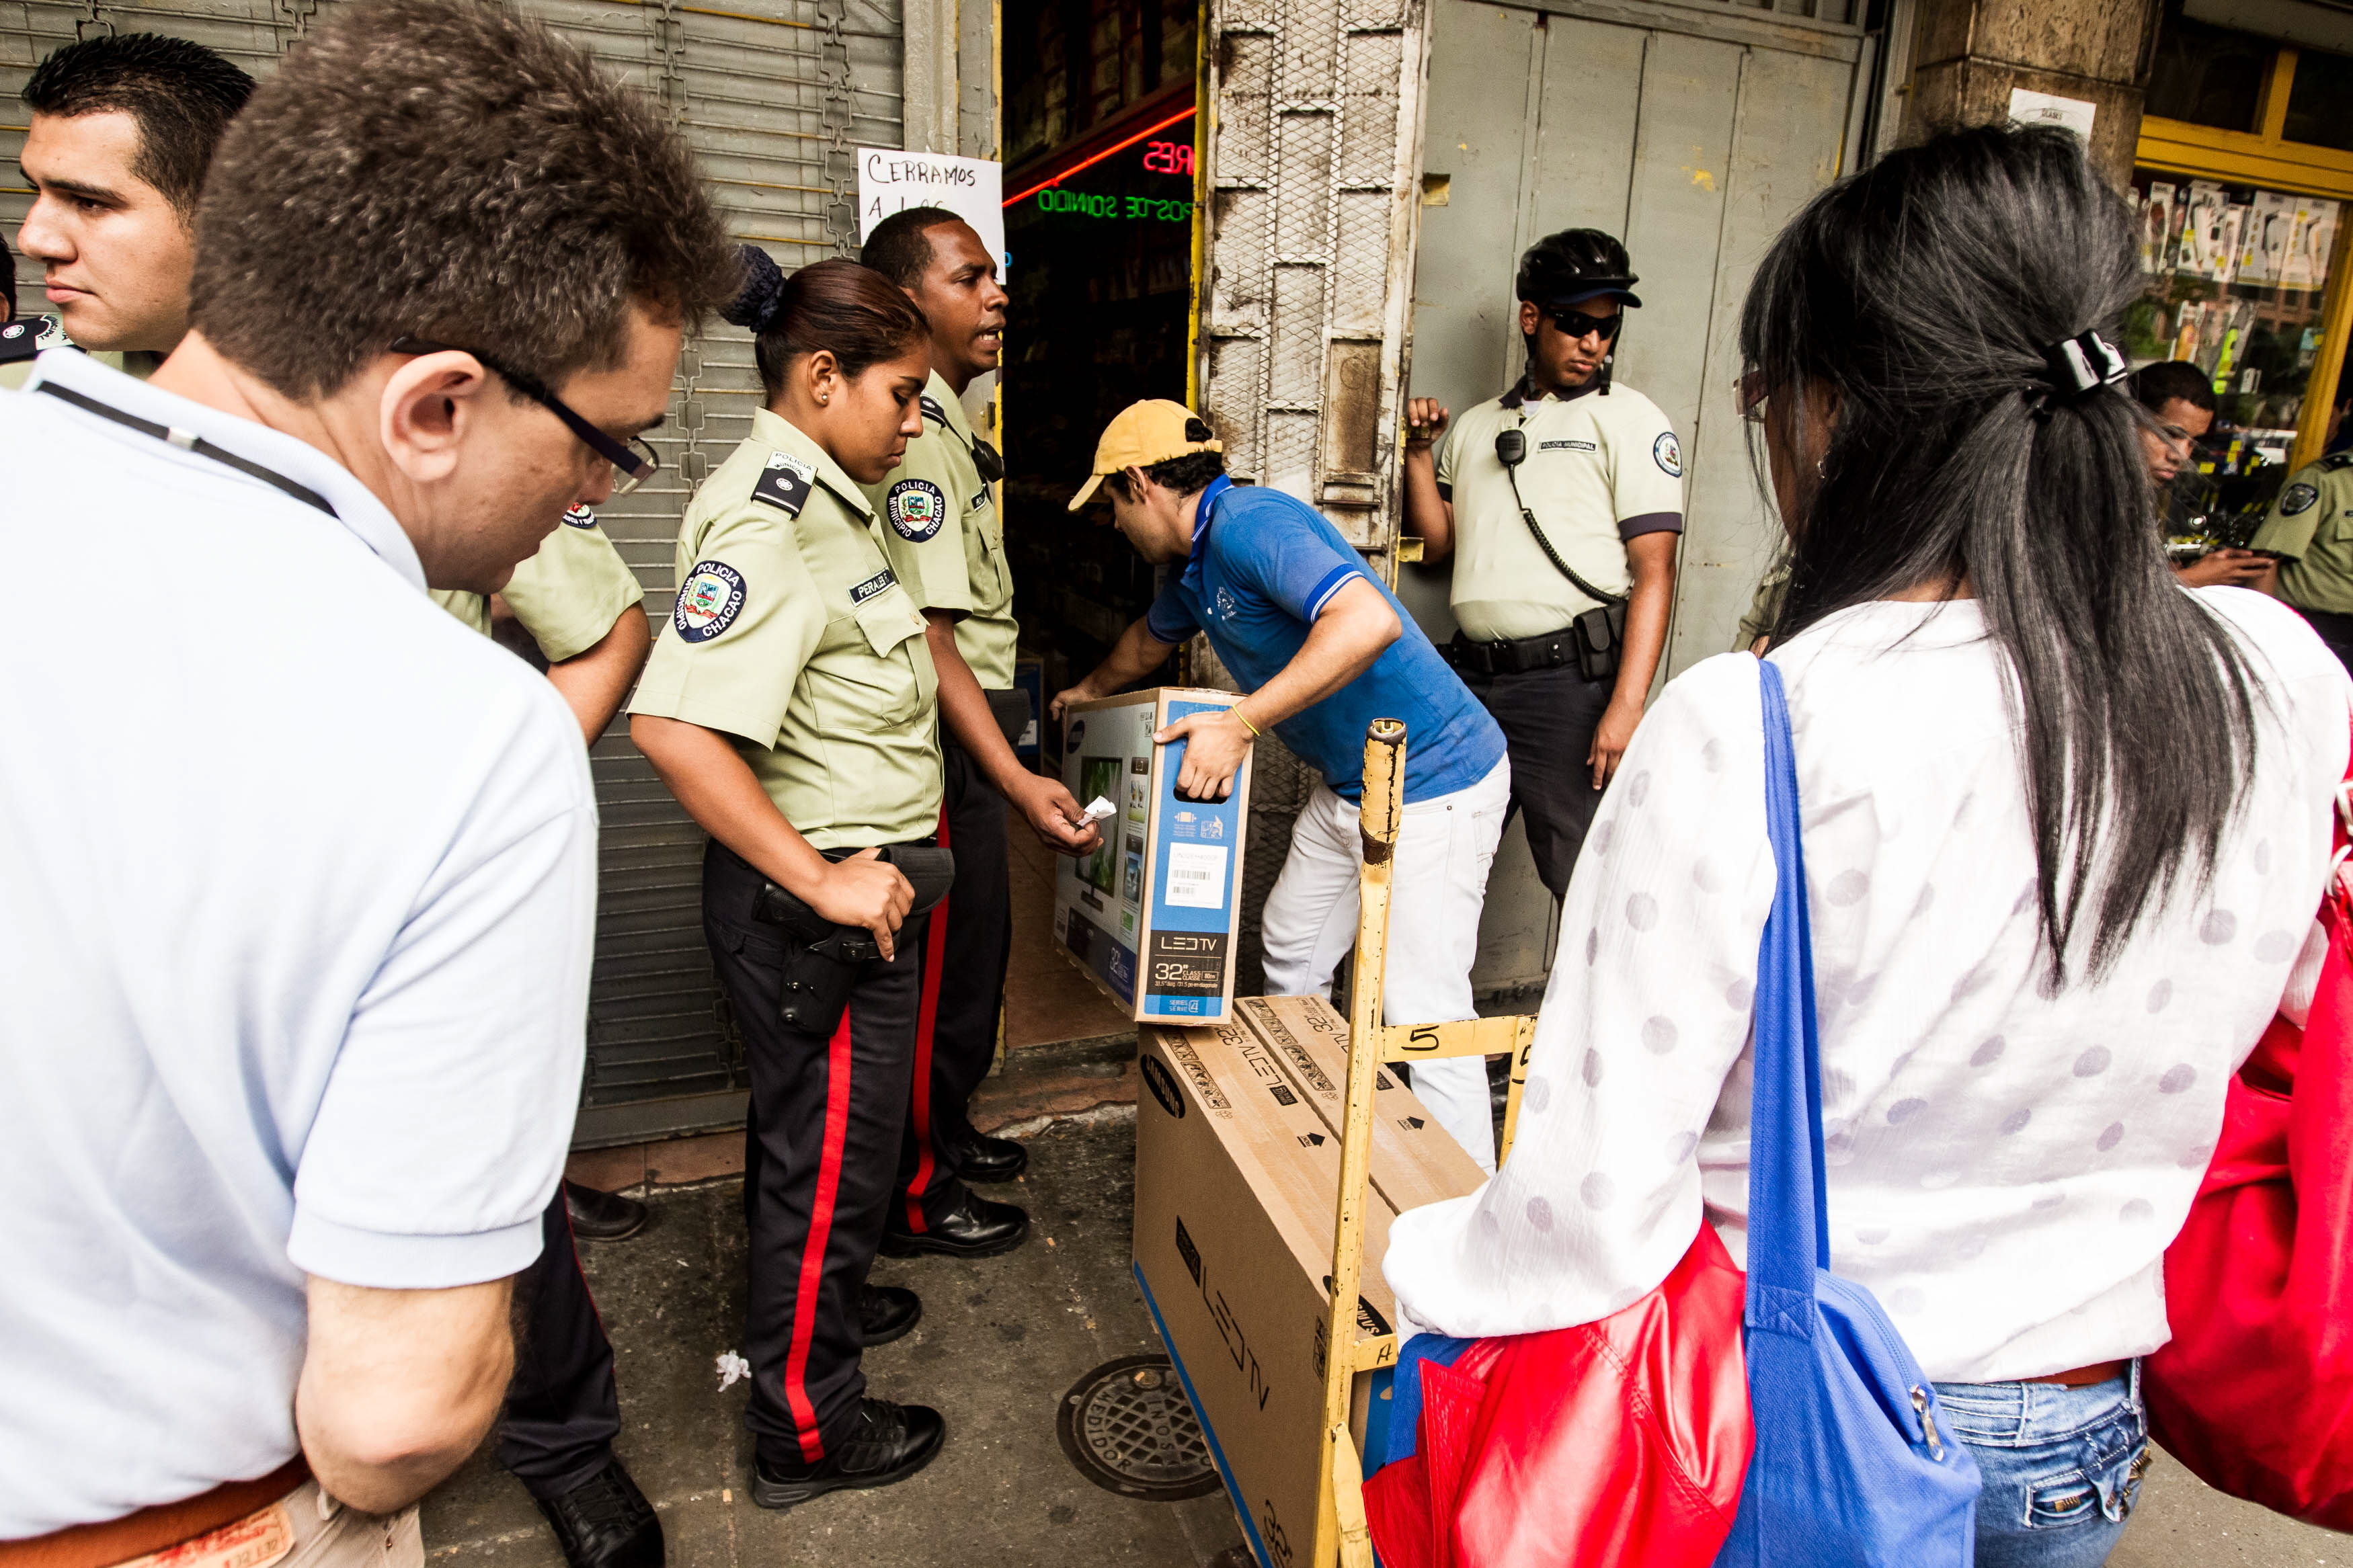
top-left (629, 253), bottom-right (947, 1509)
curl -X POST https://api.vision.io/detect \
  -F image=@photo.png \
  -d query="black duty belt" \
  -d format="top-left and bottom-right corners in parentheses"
top-left (1444, 627), bottom-right (1587, 678)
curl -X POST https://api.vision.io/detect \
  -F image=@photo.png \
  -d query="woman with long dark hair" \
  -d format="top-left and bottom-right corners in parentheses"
top-left (1383, 125), bottom-right (2351, 1565)
top-left (629, 253), bottom-right (951, 1509)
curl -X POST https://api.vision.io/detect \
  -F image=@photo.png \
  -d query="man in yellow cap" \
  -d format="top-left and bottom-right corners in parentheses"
top-left (1049, 402), bottom-right (1513, 1170)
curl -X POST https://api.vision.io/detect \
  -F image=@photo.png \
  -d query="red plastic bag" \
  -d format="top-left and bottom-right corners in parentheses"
top-left (1363, 1225), bottom-right (1754, 1568)
top-left (2144, 784), bottom-right (2353, 1530)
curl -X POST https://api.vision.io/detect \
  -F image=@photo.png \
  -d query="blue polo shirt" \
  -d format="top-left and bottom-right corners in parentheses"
top-left (1144, 475), bottom-right (1505, 802)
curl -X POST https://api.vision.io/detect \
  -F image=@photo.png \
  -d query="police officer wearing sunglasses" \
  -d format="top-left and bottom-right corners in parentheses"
top-left (1401, 229), bottom-right (1683, 903)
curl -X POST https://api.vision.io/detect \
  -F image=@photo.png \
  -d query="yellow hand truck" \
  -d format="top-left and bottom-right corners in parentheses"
top-left (1311, 718), bottom-right (1537, 1568)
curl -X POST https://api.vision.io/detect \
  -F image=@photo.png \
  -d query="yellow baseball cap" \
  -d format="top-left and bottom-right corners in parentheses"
top-left (1067, 400), bottom-right (1224, 509)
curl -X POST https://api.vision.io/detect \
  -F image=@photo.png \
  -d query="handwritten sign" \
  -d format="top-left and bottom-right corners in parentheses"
top-left (856, 150), bottom-right (1008, 277)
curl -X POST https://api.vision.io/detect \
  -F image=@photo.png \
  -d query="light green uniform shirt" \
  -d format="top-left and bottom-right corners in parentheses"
top-left (629, 407), bottom-right (942, 848)
top-left (866, 372), bottom-right (1017, 688)
top-left (430, 505), bottom-right (644, 661)
top-left (1433, 381), bottom-right (1685, 643)
top-left (2251, 452), bottom-right (2353, 616)
top-left (1733, 563), bottom-right (1790, 651)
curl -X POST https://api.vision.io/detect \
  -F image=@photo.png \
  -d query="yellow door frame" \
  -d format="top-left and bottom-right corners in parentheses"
top-left (2137, 47), bottom-right (2353, 472)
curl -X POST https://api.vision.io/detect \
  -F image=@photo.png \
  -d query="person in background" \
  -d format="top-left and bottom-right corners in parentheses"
top-left (0, 1), bottom-right (734, 1561)
top-left (1401, 229), bottom-right (1681, 905)
top-left (630, 254), bottom-right (951, 1510)
top-left (15, 33), bottom-right (251, 376)
top-left (2129, 360), bottom-right (2267, 589)
top-left (2249, 367), bottom-right (2353, 674)
top-left (1, 230), bottom-right (32, 382)
top-left (11, 30), bottom-right (667, 1567)
top-left (1384, 124), bottom-right (2349, 1567)
top-left (859, 205), bottom-right (1098, 1260)
top-left (1049, 403), bottom-right (1513, 1171)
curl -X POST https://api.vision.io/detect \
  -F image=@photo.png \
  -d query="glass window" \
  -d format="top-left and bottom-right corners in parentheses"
top-left (2126, 169), bottom-right (2346, 546)
top-left (2285, 48), bottom-right (2353, 152)
top-left (2145, 0), bottom-right (2273, 132)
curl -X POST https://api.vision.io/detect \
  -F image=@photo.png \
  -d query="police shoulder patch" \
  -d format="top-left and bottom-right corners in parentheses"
top-left (561, 503), bottom-right (598, 529)
top-left (674, 560), bottom-right (747, 643)
top-left (886, 478), bottom-right (949, 541)
top-left (2282, 482), bottom-right (2322, 515)
top-left (0, 320), bottom-right (35, 364)
top-left (752, 451), bottom-right (817, 515)
top-left (1653, 430), bottom-right (1684, 479)
top-left (920, 395), bottom-right (951, 427)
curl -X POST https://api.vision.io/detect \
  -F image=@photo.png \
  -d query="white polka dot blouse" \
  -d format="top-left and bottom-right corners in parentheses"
top-left (1382, 590), bottom-right (2353, 1384)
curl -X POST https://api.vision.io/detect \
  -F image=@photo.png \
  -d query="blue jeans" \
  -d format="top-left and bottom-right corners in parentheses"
top-left (1933, 1362), bottom-right (2151, 1568)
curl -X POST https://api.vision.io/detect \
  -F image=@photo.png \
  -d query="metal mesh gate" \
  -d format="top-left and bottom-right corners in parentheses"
top-left (1, 0), bottom-right (903, 1144)
top-left (1197, 0), bottom-right (1425, 549)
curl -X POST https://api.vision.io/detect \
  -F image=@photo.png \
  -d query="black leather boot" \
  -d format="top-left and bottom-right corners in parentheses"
top-left (532, 1458), bottom-right (663, 1568)
top-left (750, 1398), bottom-right (946, 1510)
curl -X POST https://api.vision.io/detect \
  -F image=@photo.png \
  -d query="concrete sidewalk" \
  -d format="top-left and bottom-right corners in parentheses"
top-left (425, 1116), bottom-right (2344, 1568)
top-left (422, 1116), bottom-right (1246, 1568)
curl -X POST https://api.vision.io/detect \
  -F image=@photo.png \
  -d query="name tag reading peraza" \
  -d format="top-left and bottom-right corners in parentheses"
top-left (849, 567), bottom-right (898, 604)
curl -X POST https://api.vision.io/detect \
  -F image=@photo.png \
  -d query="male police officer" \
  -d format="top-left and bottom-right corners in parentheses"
top-left (15, 34), bottom-right (253, 378)
top-left (1402, 229), bottom-right (1681, 904)
top-left (2251, 440), bottom-right (2353, 675)
top-left (859, 206), bottom-right (1099, 1255)
top-left (1051, 403), bottom-right (1511, 1169)
top-left (8, 31), bottom-right (666, 1568)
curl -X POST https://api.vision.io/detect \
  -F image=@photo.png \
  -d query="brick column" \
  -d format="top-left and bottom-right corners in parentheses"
top-left (1903, 0), bottom-right (2159, 186)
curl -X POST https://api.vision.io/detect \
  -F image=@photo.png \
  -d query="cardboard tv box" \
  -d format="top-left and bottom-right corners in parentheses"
top-left (1056, 688), bottom-right (1252, 1024)
top-left (1134, 1016), bottom-right (1412, 1568)
top-left (1236, 994), bottom-right (1490, 1209)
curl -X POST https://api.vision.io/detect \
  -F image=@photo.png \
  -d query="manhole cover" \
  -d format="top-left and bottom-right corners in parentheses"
top-left (1056, 1354), bottom-right (1220, 1500)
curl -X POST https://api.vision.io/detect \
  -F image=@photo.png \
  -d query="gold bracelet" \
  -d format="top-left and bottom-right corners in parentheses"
top-left (1234, 707), bottom-right (1263, 739)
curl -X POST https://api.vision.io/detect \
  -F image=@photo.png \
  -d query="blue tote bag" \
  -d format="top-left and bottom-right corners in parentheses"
top-left (1715, 659), bottom-right (1983, 1567)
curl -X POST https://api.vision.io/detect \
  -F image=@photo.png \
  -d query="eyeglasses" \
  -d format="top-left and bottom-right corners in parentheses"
top-left (389, 335), bottom-right (661, 494)
top-left (1545, 308), bottom-right (1623, 342)
top-left (1736, 369), bottom-right (1770, 425)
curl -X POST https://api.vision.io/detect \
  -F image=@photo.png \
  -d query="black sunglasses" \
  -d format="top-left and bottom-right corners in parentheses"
top-left (390, 335), bottom-right (660, 494)
top-left (1544, 308), bottom-right (1623, 341)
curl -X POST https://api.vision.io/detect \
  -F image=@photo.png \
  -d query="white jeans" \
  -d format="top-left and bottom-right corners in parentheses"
top-left (1259, 757), bottom-right (1511, 1171)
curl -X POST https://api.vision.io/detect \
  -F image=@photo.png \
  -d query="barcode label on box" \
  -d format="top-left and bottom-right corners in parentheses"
top-left (1162, 843), bottom-right (1229, 909)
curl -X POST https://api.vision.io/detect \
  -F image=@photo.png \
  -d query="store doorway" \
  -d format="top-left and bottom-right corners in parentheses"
top-left (996, 2), bottom-right (1201, 1051)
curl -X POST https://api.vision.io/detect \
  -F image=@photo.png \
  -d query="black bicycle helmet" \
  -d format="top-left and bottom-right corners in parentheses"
top-left (1516, 229), bottom-right (1642, 311)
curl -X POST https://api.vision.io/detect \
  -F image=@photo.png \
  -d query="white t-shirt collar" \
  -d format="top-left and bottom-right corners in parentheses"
top-left (29, 347), bottom-right (426, 592)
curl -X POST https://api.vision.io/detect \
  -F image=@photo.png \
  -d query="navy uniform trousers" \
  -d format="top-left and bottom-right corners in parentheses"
top-left (1457, 659), bottom-right (1618, 903)
top-left (894, 739), bottom-right (1010, 1231)
top-left (703, 839), bottom-right (928, 1466)
top-left (498, 1192), bottom-right (623, 1498)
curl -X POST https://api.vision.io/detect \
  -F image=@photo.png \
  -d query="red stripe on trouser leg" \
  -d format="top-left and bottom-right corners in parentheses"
top-left (783, 1003), bottom-right (857, 1462)
top-left (903, 807), bottom-right (952, 1233)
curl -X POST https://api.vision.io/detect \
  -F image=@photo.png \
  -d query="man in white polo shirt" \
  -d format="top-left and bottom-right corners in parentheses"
top-left (0, 1), bottom-right (734, 1560)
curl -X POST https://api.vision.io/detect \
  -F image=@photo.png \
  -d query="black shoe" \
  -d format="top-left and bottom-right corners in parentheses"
top-left (532, 1458), bottom-right (663, 1568)
top-left (565, 1182), bottom-right (649, 1243)
top-left (750, 1398), bottom-right (945, 1510)
top-left (859, 1283), bottom-right (922, 1346)
top-left (954, 1131), bottom-right (1028, 1182)
top-left (879, 1190), bottom-right (1029, 1259)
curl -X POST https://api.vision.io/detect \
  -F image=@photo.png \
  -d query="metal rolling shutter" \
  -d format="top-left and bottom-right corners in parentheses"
top-left (3, 0), bottom-right (904, 1146)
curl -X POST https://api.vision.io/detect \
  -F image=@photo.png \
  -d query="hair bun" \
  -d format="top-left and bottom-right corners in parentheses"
top-left (723, 243), bottom-right (785, 330)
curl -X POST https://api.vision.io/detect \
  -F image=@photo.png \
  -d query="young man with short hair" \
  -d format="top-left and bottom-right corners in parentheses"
top-left (0, 4), bottom-right (734, 1563)
top-left (1050, 404), bottom-right (1511, 1169)
top-left (859, 206), bottom-right (1099, 1255)
top-left (2132, 360), bottom-right (2266, 590)
top-left (15, 32), bottom-right (253, 366)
